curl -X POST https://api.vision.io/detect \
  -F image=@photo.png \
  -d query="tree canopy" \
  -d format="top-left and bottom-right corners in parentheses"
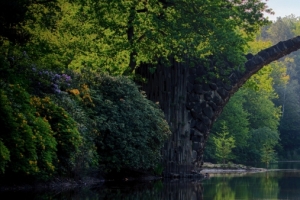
top-left (1, 0), bottom-right (273, 75)
top-left (205, 15), bottom-right (300, 164)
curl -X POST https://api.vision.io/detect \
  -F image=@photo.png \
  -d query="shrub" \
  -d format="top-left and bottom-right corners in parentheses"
top-left (51, 93), bottom-right (99, 177)
top-left (88, 75), bottom-right (171, 172)
top-left (31, 96), bottom-right (82, 176)
top-left (0, 83), bottom-right (57, 179)
top-left (0, 139), bottom-right (10, 174)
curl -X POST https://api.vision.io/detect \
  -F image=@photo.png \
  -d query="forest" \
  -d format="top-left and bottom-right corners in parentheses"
top-left (0, 0), bottom-right (298, 183)
top-left (205, 15), bottom-right (300, 165)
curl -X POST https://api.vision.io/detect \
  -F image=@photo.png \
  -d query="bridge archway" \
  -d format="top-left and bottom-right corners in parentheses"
top-left (136, 36), bottom-right (300, 175)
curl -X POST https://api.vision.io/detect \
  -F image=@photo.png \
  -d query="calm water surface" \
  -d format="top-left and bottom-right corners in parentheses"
top-left (2, 162), bottom-right (300, 200)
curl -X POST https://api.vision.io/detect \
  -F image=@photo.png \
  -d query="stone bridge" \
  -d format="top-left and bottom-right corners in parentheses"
top-left (136, 36), bottom-right (300, 175)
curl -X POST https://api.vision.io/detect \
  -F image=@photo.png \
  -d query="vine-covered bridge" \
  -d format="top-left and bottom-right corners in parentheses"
top-left (136, 36), bottom-right (300, 176)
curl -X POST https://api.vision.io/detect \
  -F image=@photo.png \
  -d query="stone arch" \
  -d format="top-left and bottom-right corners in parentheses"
top-left (136, 36), bottom-right (300, 176)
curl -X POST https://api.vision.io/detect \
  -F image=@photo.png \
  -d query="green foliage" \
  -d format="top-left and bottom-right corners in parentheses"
top-left (259, 15), bottom-right (300, 158)
top-left (0, 83), bottom-right (57, 179)
top-left (0, 0), bottom-right (59, 44)
top-left (51, 93), bottom-right (99, 175)
top-left (31, 96), bottom-right (82, 175)
top-left (261, 144), bottom-right (277, 168)
top-left (89, 75), bottom-right (171, 172)
top-left (206, 90), bottom-right (249, 162)
top-left (15, 0), bottom-right (272, 75)
top-left (212, 122), bottom-right (236, 164)
top-left (243, 89), bottom-right (280, 131)
top-left (207, 68), bottom-right (281, 163)
top-left (247, 127), bottom-right (279, 162)
top-left (0, 139), bottom-right (10, 174)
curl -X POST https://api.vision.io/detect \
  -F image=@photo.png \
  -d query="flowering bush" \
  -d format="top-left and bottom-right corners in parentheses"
top-left (31, 96), bottom-right (82, 175)
top-left (31, 69), bottom-right (72, 94)
top-left (0, 82), bottom-right (57, 179)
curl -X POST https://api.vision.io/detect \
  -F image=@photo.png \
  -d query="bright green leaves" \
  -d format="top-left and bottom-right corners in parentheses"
top-left (31, 96), bottom-right (82, 175)
top-left (0, 78), bottom-right (83, 179)
top-left (260, 144), bottom-right (276, 168)
top-left (206, 62), bottom-right (281, 163)
top-left (212, 122), bottom-right (236, 164)
top-left (14, 0), bottom-right (272, 75)
top-left (0, 83), bottom-right (57, 179)
top-left (205, 90), bottom-right (249, 162)
top-left (247, 127), bottom-right (279, 164)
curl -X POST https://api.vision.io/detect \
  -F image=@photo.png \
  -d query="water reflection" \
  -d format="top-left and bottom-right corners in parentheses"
top-left (203, 171), bottom-right (300, 199)
top-left (0, 180), bottom-right (204, 200)
top-left (2, 169), bottom-right (300, 199)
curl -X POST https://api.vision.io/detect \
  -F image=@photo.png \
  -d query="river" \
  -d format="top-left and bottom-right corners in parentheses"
top-left (2, 162), bottom-right (300, 199)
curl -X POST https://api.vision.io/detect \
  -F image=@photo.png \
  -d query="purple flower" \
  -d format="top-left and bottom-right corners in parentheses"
top-left (51, 83), bottom-right (61, 94)
top-left (62, 74), bottom-right (71, 82)
top-left (55, 89), bottom-right (61, 94)
top-left (52, 74), bottom-right (61, 81)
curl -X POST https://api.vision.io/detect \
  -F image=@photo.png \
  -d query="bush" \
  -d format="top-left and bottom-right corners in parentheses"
top-left (51, 93), bottom-right (99, 177)
top-left (0, 139), bottom-right (10, 174)
top-left (31, 96), bottom-right (82, 176)
top-left (88, 75), bottom-right (171, 172)
top-left (0, 83), bottom-right (57, 180)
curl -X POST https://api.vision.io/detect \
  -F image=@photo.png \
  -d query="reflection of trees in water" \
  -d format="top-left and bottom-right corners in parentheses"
top-left (214, 181), bottom-right (235, 200)
top-left (203, 173), bottom-right (280, 199)
top-left (258, 172), bottom-right (280, 199)
top-left (4, 171), bottom-right (300, 199)
top-left (204, 176), bottom-right (235, 200)
top-left (87, 180), bottom-right (204, 200)
top-left (0, 180), bottom-right (203, 200)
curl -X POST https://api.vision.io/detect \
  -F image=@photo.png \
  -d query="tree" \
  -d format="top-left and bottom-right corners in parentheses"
top-left (246, 127), bottom-right (279, 162)
top-left (276, 79), bottom-right (300, 159)
top-left (212, 122), bottom-right (236, 164)
top-left (257, 16), bottom-right (300, 159)
top-left (10, 0), bottom-right (272, 75)
top-left (261, 143), bottom-right (276, 168)
top-left (266, 18), bottom-right (294, 44)
top-left (206, 90), bottom-right (249, 162)
top-left (0, 0), bottom-right (58, 44)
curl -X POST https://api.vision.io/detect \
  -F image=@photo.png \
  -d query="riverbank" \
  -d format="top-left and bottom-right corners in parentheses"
top-left (0, 163), bottom-right (267, 191)
top-left (201, 162), bottom-right (267, 174)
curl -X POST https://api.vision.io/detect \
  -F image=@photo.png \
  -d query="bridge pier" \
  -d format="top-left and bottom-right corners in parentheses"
top-left (137, 58), bottom-right (234, 175)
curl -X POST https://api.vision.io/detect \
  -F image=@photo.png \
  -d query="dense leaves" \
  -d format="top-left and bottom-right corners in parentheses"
top-left (89, 75), bottom-right (171, 172)
top-left (0, 83), bottom-right (57, 179)
top-left (7, 0), bottom-right (272, 74)
top-left (212, 122), bottom-right (236, 164)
